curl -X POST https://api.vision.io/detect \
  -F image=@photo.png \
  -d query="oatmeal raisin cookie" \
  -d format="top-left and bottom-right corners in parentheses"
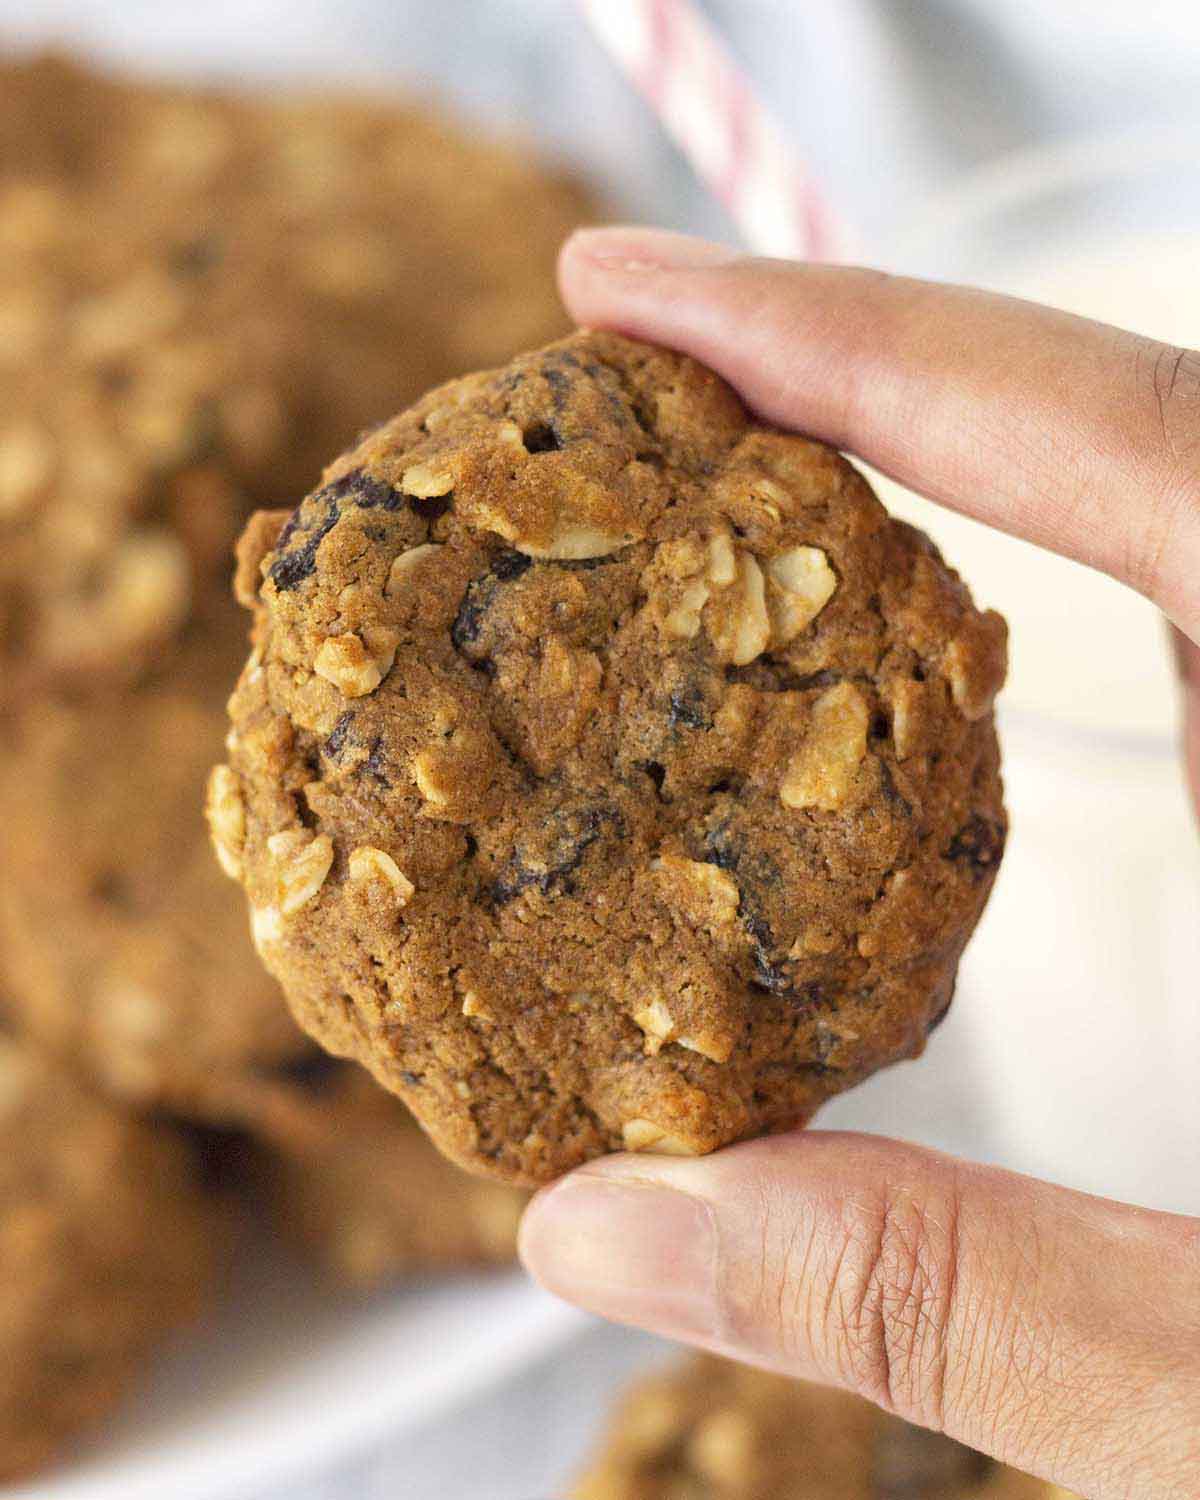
top-left (214, 331), bottom-right (1006, 1183)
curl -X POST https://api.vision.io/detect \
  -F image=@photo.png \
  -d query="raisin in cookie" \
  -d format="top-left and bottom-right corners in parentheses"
top-left (214, 331), bottom-right (1007, 1184)
top-left (232, 1059), bottom-right (525, 1288)
top-left (570, 1355), bottom-right (1068, 1500)
top-left (0, 1034), bottom-right (216, 1480)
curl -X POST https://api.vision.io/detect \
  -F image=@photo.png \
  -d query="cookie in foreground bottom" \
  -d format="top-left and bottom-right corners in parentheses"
top-left (212, 331), bottom-right (1007, 1184)
top-left (569, 1354), bottom-right (1071, 1499)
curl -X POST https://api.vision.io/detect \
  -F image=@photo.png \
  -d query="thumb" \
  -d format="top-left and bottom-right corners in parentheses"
top-left (519, 1133), bottom-right (1200, 1499)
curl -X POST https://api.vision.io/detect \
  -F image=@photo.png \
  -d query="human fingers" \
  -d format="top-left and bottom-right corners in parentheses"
top-left (521, 1131), bottom-right (1200, 1499)
top-left (559, 228), bottom-right (1200, 642)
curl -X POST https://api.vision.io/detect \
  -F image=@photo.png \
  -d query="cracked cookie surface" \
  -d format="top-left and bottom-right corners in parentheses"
top-left (215, 331), bottom-right (1007, 1184)
top-left (570, 1354), bottom-right (1061, 1499)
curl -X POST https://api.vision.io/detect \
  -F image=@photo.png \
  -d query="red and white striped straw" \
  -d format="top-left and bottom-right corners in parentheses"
top-left (576, 0), bottom-right (857, 262)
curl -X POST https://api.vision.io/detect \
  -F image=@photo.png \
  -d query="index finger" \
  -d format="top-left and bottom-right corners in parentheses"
top-left (559, 228), bottom-right (1200, 642)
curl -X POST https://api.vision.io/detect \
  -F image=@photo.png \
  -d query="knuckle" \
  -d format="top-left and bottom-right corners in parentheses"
top-left (830, 1185), bottom-right (964, 1427)
top-left (1132, 339), bottom-right (1200, 604)
top-left (1145, 341), bottom-right (1200, 462)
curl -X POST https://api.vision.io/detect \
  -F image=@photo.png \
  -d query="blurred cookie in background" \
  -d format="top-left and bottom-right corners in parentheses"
top-left (570, 1354), bottom-right (1071, 1500)
top-left (0, 60), bottom-right (592, 696)
top-left (0, 52), bottom-right (144, 187)
top-left (0, 1031), bottom-right (220, 1482)
top-left (0, 177), bottom-right (306, 693)
top-left (229, 1059), bottom-right (526, 1290)
top-left (0, 51), bottom-right (594, 1112)
top-left (0, 49), bottom-right (587, 1478)
top-left (0, 621), bottom-right (311, 1113)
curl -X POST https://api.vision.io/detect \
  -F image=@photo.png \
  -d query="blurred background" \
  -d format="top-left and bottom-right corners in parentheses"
top-left (0, 2), bottom-right (1196, 1497)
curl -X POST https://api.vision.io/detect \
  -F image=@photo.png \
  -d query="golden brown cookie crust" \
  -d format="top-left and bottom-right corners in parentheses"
top-left (215, 331), bottom-right (1007, 1184)
top-left (570, 1355), bottom-right (1062, 1500)
top-left (0, 1036), bottom-right (216, 1481)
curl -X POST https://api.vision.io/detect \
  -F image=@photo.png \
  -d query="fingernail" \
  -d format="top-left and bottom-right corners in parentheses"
top-left (520, 1169), bottom-right (719, 1340)
top-left (566, 226), bottom-right (740, 274)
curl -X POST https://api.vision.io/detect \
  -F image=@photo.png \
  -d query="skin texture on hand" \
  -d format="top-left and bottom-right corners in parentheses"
top-left (520, 228), bottom-right (1200, 1500)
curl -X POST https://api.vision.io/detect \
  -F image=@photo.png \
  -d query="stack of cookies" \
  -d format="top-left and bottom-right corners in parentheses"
top-left (0, 52), bottom-right (587, 1479)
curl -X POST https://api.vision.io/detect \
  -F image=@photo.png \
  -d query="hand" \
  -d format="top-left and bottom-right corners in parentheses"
top-left (520, 229), bottom-right (1200, 1500)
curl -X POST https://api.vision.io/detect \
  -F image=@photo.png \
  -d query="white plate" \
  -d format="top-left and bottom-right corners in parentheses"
top-left (10, 1242), bottom-right (587, 1500)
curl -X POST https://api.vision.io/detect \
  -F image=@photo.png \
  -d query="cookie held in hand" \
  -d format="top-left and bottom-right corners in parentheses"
top-left (211, 332), bottom-right (1006, 1184)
